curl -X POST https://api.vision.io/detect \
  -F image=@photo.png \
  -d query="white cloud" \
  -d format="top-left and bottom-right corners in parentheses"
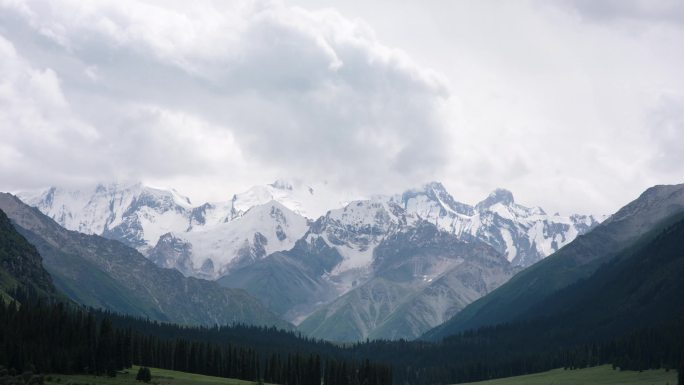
top-left (0, 0), bottom-right (683, 215)
top-left (0, 0), bottom-right (451, 200)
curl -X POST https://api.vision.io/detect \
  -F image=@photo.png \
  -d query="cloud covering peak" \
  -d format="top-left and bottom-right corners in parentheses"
top-left (0, 0), bottom-right (450, 195)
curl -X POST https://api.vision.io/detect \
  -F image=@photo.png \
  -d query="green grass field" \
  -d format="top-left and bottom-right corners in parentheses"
top-left (45, 366), bottom-right (275, 385)
top-left (457, 365), bottom-right (677, 385)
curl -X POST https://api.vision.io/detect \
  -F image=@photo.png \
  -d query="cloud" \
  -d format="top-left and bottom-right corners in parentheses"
top-left (558, 0), bottom-right (684, 26)
top-left (1, 0), bottom-right (683, 215)
top-left (0, 0), bottom-right (450, 196)
top-left (647, 94), bottom-right (684, 173)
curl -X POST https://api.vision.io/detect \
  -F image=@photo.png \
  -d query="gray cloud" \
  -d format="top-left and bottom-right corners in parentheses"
top-left (648, 94), bottom-right (684, 172)
top-left (0, 0), bottom-right (450, 196)
top-left (1, 0), bottom-right (683, 215)
top-left (559, 0), bottom-right (684, 25)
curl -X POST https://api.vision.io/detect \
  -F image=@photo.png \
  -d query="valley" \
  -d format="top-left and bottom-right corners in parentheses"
top-left (17, 180), bottom-right (601, 341)
top-left (456, 365), bottom-right (676, 385)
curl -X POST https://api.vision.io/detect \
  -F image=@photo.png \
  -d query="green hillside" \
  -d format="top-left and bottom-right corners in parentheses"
top-left (0, 193), bottom-right (289, 329)
top-left (456, 365), bottom-right (676, 385)
top-left (0, 208), bottom-right (56, 301)
top-left (425, 184), bottom-right (684, 340)
top-left (45, 366), bottom-right (276, 385)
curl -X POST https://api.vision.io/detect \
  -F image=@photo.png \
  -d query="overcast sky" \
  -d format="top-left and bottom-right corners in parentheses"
top-left (1, 0), bottom-right (683, 215)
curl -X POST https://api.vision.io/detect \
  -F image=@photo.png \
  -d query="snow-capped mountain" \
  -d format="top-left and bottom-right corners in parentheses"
top-left (230, 179), bottom-right (354, 220)
top-left (220, 182), bottom-right (601, 337)
top-left (19, 181), bottom-right (313, 279)
top-left (19, 180), bottom-right (601, 281)
top-left (395, 182), bottom-right (602, 267)
top-left (18, 182), bottom-right (194, 251)
top-left (298, 222), bottom-right (515, 341)
top-left (18, 179), bottom-right (603, 340)
top-left (149, 201), bottom-right (309, 278)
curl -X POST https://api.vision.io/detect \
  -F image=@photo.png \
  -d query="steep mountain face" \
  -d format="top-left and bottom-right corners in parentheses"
top-left (219, 236), bottom-right (343, 322)
top-left (423, 183), bottom-right (684, 340)
top-left (221, 196), bottom-right (516, 340)
top-left (18, 180), bottom-right (600, 341)
top-left (230, 179), bottom-right (353, 220)
top-left (522, 214), bottom-right (684, 337)
top-left (298, 222), bottom-right (514, 341)
top-left (20, 182), bottom-right (311, 279)
top-left (396, 183), bottom-right (601, 267)
top-left (148, 201), bottom-right (309, 278)
top-left (219, 198), bottom-right (412, 323)
top-left (19, 183), bottom-right (195, 252)
top-left (536, 214), bottom-right (684, 335)
top-left (0, 208), bottom-right (57, 301)
top-left (0, 193), bottom-right (289, 329)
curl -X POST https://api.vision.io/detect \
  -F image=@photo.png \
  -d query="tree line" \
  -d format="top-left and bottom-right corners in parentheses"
top-left (0, 289), bottom-right (392, 385)
top-left (1, 287), bottom-right (682, 385)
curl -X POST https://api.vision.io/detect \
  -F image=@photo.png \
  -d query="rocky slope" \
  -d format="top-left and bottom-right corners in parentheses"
top-left (298, 222), bottom-right (515, 341)
top-left (19, 182), bottom-right (313, 279)
top-left (18, 180), bottom-right (601, 341)
top-left (0, 208), bottom-right (57, 301)
top-left (423, 183), bottom-right (684, 340)
top-left (396, 182), bottom-right (601, 267)
top-left (0, 193), bottom-right (289, 329)
top-left (20, 181), bottom-right (600, 279)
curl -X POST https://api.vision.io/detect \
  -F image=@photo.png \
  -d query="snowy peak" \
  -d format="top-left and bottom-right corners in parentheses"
top-left (18, 182), bottom-right (193, 244)
top-left (17, 180), bottom-right (603, 280)
top-left (231, 179), bottom-right (352, 220)
top-left (476, 188), bottom-right (515, 209)
top-left (303, 198), bottom-right (414, 277)
top-left (149, 200), bottom-right (309, 279)
top-left (399, 182), bottom-right (473, 217)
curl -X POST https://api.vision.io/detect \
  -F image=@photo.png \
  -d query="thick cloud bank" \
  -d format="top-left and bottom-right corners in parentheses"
top-left (1, 0), bottom-right (683, 214)
top-left (0, 0), bottom-right (449, 196)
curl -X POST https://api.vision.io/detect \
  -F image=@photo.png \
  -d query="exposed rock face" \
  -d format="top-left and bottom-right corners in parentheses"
top-left (0, 207), bottom-right (57, 300)
top-left (423, 183), bottom-right (684, 341)
top-left (19, 181), bottom-right (602, 341)
top-left (0, 193), bottom-right (290, 329)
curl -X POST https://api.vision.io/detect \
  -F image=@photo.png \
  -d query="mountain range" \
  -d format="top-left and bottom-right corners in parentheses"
top-left (0, 193), bottom-right (289, 328)
top-left (16, 180), bottom-right (602, 341)
top-left (423, 183), bottom-right (684, 340)
top-left (2, 181), bottom-right (683, 384)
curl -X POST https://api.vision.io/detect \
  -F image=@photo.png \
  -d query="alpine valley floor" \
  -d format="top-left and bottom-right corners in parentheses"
top-left (456, 365), bottom-right (677, 385)
top-left (45, 366), bottom-right (276, 385)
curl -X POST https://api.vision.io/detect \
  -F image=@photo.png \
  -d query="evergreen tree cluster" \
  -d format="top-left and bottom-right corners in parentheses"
top-left (351, 318), bottom-right (684, 384)
top-left (135, 366), bottom-right (151, 383)
top-left (0, 297), bottom-right (130, 375)
top-left (322, 359), bottom-right (392, 385)
top-left (0, 292), bottom-right (392, 385)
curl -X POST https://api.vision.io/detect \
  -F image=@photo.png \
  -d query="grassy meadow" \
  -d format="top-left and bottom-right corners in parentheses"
top-left (45, 365), bottom-right (274, 385)
top-left (457, 365), bottom-right (677, 385)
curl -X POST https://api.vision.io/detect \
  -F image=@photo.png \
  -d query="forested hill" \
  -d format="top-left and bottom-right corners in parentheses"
top-left (1, 201), bottom-right (683, 385)
top-left (0, 290), bottom-right (392, 385)
top-left (424, 183), bottom-right (684, 340)
top-left (0, 192), bottom-right (289, 329)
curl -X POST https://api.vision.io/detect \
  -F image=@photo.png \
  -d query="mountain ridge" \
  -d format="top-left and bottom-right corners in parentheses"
top-left (423, 182), bottom-right (684, 341)
top-left (0, 192), bottom-right (291, 329)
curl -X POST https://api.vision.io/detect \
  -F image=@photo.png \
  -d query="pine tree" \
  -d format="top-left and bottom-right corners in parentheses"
top-left (136, 366), bottom-right (152, 383)
top-left (136, 366), bottom-right (145, 381)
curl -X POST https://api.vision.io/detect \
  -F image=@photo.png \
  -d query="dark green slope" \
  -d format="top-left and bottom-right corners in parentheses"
top-left (0, 193), bottom-right (290, 329)
top-left (525, 215), bottom-right (684, 337)
top-left (355, 218), bottom-right (684, 384)
top-left (424, 183), bottom-right (684, 340)
top-left (0, 208), bottom-right (57, 301)
top-left (218, 236), bottom-right (342, 321)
